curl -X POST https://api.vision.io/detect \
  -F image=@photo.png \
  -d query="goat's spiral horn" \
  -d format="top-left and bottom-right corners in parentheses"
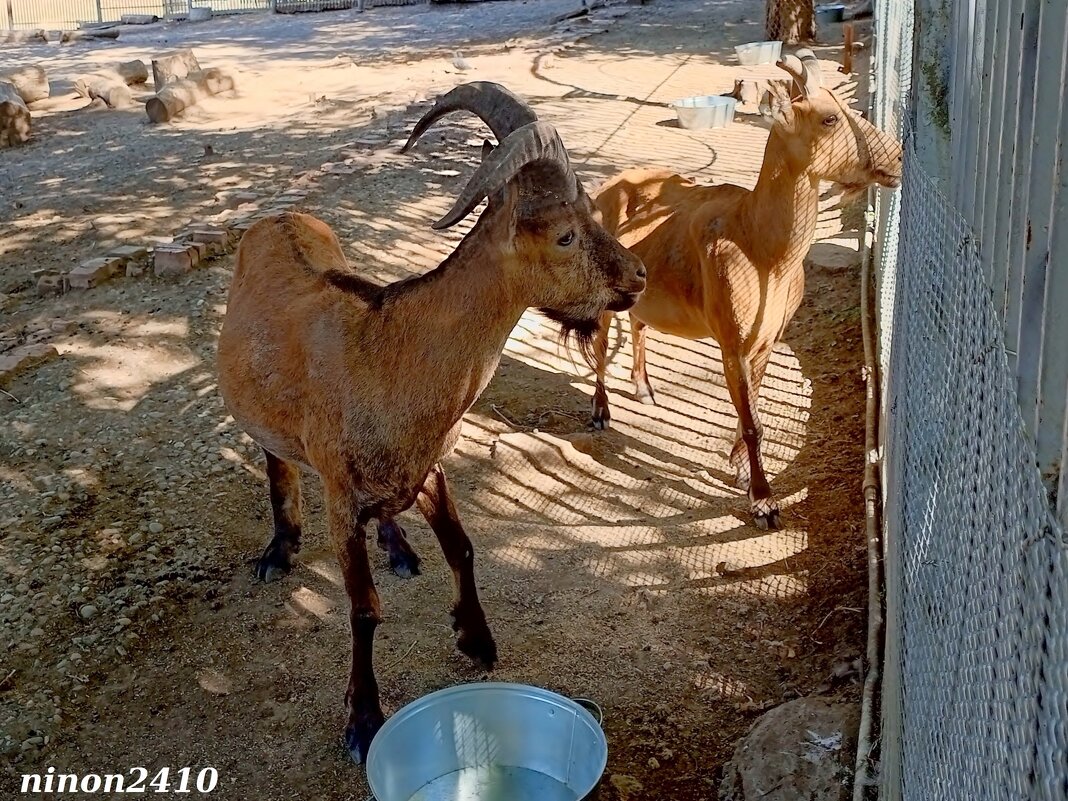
top-left (402, 81), bottom-right (539, 153)
top-left (433, 120), bottom-right (575, 230)
top-left (794, 48), bottom-right (825, 93)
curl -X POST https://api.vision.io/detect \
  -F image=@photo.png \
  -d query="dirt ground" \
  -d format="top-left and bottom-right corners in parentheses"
top-left (1, 1), bottom-right (875, 798)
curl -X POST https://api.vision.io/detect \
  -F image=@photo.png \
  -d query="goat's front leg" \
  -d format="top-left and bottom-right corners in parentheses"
top-left (630, 314), bottom-right (656, 404)
top-left (417, 464), bottom-right (497, 668)
top-left (376, 517), bottom-right (422, 578)
top-left (591, 311), bottom-right (615, 429)
top-left (255, 450), bottom-right (303, 582)
top-left (729, 347), bottom-right (772, 493)
top-left (723, 352), bottom-right (781, 530)
top-left (328, 492), bottom-right (385, 764)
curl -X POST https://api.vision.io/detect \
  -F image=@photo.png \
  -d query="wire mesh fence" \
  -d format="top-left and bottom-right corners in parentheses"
top-left (872, 0), bottom-right (1068, 799)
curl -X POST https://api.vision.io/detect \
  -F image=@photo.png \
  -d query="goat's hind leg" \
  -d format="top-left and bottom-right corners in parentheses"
top-left (255, 450), bottom-right (303, 583)
top-left (723, 353), bottom-right (781, 531)
top-left (417, 464), bottom-right (497, 668)
top-left (376, 517), bottom-right (421, 578)
top-left (591, 311), bottom-right (615, 430)
top-left (630, 314), bottom-right (656, 404)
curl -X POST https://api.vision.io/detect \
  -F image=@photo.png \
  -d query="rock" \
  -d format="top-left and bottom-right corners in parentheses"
top-left (148, 522), bottom-right (164, 534)
top-left (78, 604), bottom-right (98, 620)
top-left (0, 344), bottom-right (59, 386)
top-left (719, 698), bottom-right (859, 801)
top-left (609, 774), bottom-right (644, 801)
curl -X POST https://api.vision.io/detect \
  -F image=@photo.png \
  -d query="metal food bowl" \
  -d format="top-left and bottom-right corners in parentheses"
top-left (734, 40), bottom-right (783, 65)
top-left (671, 95), bottom-right (737, 130)
top-left (816, 3), bottom-right (846, 24)
top-left (366, 683), bottom-right (607, 801)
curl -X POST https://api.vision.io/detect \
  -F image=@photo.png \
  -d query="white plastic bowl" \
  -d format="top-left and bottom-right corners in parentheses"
top-left (735, 40), bottom-right (783, 66)
top-left (671, 95), bottom-right (737, 130)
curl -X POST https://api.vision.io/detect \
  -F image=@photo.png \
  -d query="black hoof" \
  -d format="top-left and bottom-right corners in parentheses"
top-left (254, 539), bottom-right (296, 583)
top-left (344, 709), bottom-right (385, 766)
top-left (457, 627), bottom-right (498, 669)
top-left (590, 408), bottom-right (611, 430)
top-left (388, 549), bottom-right (422, 579)
top-left (378, 522), bottom-right (422, 580)
top-left (753, 509), bottom-right (782, 531)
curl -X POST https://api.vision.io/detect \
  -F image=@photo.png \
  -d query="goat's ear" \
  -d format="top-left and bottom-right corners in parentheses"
top-left (759, 87), bottom-right (795, 129)
top-left (481, 139), bottom-right (496, 160)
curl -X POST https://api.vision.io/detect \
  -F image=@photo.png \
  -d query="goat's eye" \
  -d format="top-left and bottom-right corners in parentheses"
top-left (557, 231), bottom-right (576, 247)
top-left (823, 114), bottom-right (840, 127)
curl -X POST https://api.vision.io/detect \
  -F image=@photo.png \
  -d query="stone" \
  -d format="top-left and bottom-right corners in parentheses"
top-left (109, 245), bottom-right (150, 264)
top-left (148, 521), bottom-right (164, 534)
top-left (609, 775), bottom-right (644, 801)
top-left (191, 228), bottom-right (231, 248)
top-left (78, 604), bottom-right (97, 620)
top-left (224, 191), bottom-right (259, 209)
top-left (36, 274), bottom-right (66, 296)
top-left (153, 246), bottom-right (196, 276)
top-left (68, 257), bottom-right (121, 290)
top-left (0, 344), bottom-right (59, 386)
top-left (49, 319), bottom-right (76, 334)
top-left (719, 698), bottom-right (859, 801)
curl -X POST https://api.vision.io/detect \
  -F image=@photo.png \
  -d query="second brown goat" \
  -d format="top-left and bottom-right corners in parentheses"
top-left (589, 50), bottom-right (902, 529)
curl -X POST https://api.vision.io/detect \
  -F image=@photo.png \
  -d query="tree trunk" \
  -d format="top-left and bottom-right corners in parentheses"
top-left (151, 49), bottom-right (201, 88)
top-left (0, 82), bottom-right (32, 148)
top-left (74, 73), bottom-right (134, 108)
top-left (145, 68), bottom-right (236, 123)
top-left (0, 66), bottom-right (49, 104)
top-left (765, 0), bottom-right (815, 44)
top-left (116, 60), bottom-right (150, 85)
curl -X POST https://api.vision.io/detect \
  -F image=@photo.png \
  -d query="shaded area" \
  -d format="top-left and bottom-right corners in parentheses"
top-left (0, 2), bottom-right (873, 799)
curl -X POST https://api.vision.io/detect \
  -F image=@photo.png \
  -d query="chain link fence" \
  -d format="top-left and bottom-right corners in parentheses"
top-left (872, 0), bottom-right (1068, 799)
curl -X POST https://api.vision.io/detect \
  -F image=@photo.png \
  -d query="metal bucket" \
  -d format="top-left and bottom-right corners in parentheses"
top-left (816, 4), bottom-right (846, 24)
top-left (366, 683), bottom-right (607, 801)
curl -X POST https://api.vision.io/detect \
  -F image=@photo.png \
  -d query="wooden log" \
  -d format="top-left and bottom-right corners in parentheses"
top-left (73, 73), bottom-right (133, 109)
top-left (145, 68), bottom-right (236, 123)
top-left (0, 29), bottom-right (45, 45)
top-left (0, 82), bottom-right (31, 149)
top-left (0, 66), bottom-right (49, 104)
top-left (841, 23), bottom-right (855, 74)
top-left (116, 60), bottom-right (149, 85)
top-left (61, 28), bottom-right (120, 43)
top-left (120, 13), bottom-right (159, 24)
top-left (151, 49), bottom-right (201, 88)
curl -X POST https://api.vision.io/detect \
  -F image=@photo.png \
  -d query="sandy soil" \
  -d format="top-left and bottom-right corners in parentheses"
top-left (1, 1), bottom-right (875, 798)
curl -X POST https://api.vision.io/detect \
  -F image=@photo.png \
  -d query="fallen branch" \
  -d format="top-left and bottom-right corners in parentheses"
top-left (74, 73), bottom-right (133, 109)
top-left (116, 60), bottom-right (149, 85)
top-left (145, 67), bottom-right (236, 123)
top-left (0, 82), bottom-right (31, 148)
top-left (151, 48), bottom-right (200, 88)
top-left (61, 28), bottom-right (120, 43)
top-left (0, 66), bottom-right (49, 104)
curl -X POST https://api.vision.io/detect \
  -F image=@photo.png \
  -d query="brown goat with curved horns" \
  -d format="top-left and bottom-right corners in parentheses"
top-left (589, 51), bottom-right (902, 529)
top-left (217, 81), bottom-right (646, 763)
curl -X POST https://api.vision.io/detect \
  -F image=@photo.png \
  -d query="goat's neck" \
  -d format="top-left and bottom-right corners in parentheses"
top-left (379, 224), bottom-right (526, 411)
top-left (744, 134), bottom-right (821, 269)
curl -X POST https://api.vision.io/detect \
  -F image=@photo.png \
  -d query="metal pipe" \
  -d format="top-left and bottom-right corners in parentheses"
top-left (853, 182), bottom-right (885, 801)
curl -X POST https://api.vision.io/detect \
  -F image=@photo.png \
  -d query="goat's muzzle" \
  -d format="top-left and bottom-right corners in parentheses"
top-left (607, 260), bottom-right (646, 311)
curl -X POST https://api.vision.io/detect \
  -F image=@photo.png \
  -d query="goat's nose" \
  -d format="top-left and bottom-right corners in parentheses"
top-left (636, 264), bottom-right (647, 280)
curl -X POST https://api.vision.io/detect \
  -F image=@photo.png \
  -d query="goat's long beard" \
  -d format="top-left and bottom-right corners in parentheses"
top-left (539, 308), bottom-right (600, 368)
